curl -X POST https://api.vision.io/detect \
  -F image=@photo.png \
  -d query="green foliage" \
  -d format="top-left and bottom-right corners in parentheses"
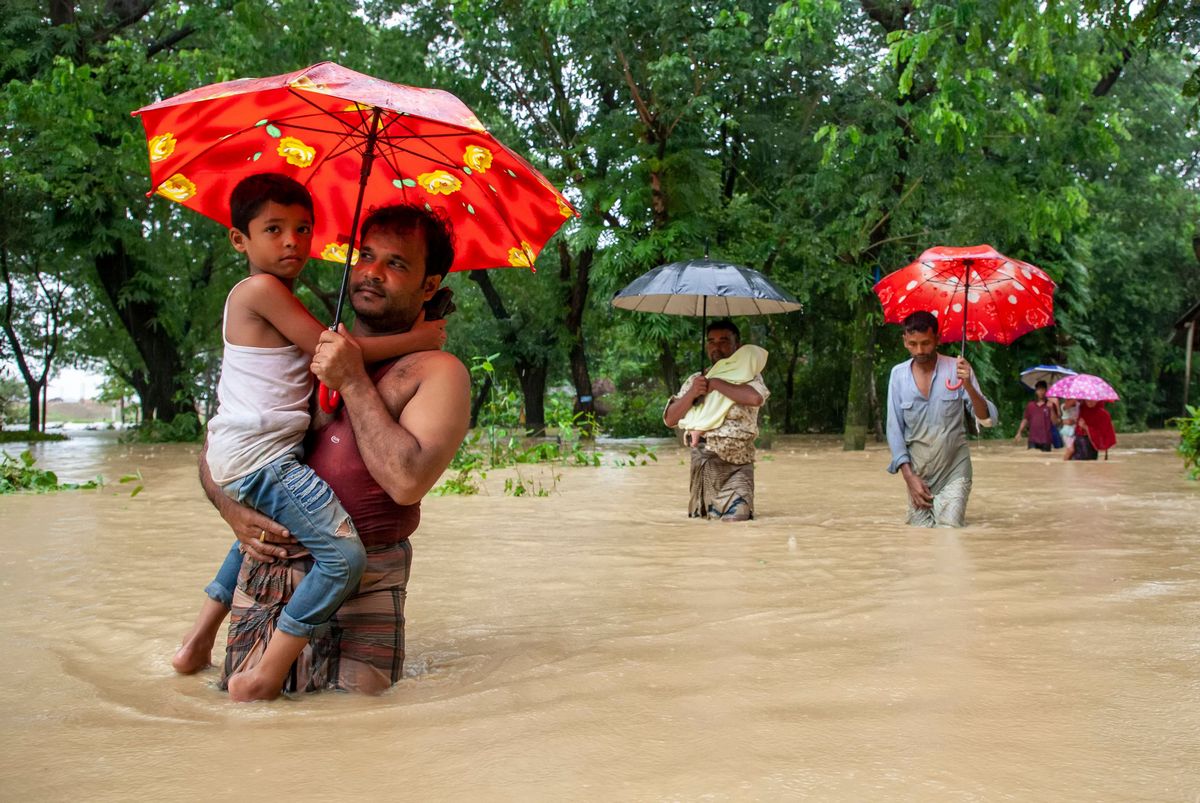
top-left (1170, 405), bottom-right (1200, 480)
top-left (0, 449), bottom-right (99, 493)
top-left (0, 431), bottom-right (67, 444)
top-left (124, 413), bottom-right (202, 443)
top-left (434, 355), bottom-right (604, 495)
top-left (611, 444), bottom-right (659, 467)
top-left (4, 0), bottom-right (1197, 443)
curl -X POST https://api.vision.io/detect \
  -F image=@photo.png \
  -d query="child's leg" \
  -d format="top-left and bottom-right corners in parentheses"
top-left (224, 457), bottom-right (365, 701)
top-left (173, 541), bottom-right (242, 674)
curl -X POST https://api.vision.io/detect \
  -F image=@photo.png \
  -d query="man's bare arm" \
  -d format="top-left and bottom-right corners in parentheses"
top-left (314, 329), bottom-right (470, 504)
top-left (663, 376), bottom-right (706, 427)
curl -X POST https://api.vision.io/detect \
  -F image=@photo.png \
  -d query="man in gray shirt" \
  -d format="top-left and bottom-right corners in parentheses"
top-left (886, 311), bottom-right (998, 527)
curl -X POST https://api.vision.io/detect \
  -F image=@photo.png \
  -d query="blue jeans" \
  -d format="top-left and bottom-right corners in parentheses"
top-left (204, 453), bottom-right (365, 638)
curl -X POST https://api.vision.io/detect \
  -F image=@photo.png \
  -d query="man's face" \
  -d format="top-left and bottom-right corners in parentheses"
top-left (350, 226), bottom-right (441, 333)
top-left (902, 327), bottom-right (939, 364)
top-left (706, 328), bottom-right (739, 363)
top-left (1035, 386), bottom-right (1047, 400)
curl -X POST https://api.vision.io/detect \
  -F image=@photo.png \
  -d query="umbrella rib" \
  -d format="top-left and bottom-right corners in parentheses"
top-left (379, 116), bottom-right (538, 246)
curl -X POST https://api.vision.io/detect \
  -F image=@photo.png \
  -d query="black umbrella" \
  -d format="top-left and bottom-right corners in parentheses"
top-left (612, 257), bottom-right (801, 370)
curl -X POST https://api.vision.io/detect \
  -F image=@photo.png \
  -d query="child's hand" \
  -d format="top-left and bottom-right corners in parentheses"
top-left (410, 309), bottom-right (448, 351)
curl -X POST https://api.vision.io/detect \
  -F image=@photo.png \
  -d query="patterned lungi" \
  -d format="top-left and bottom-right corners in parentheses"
top-left (689, 445), bottom-right (755, 520)
top-left (221, 540), bottom-right (412, 695)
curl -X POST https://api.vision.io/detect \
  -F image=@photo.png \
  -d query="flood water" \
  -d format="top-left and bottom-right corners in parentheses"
top-left (1, 430), bottom-right (1197, 800)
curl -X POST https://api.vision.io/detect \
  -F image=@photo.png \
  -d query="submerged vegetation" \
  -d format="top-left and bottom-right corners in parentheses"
top-left (0, 450), bottom-right (143, 495)
top-left (433, 355), bottom-right (657, 496)
top-left (1171, 406), bottom-right (1200, 480)
top-left (0, 450), bottom-right (100, 493)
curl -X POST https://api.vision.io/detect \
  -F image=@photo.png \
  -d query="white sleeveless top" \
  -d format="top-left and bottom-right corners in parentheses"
top-left (205, 278), bottom-right (313, 485)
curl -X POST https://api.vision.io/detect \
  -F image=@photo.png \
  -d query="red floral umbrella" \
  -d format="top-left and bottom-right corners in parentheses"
top-left (873, 244), bottom-right (1057, 389)
top-left (133, 61), bottom-right (576, 411)
top-left (132, 61), bottom-right (575, 291)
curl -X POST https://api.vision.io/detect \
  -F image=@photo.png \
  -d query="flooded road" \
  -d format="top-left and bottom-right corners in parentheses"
top-left (1, 431), bottom-right (1198, 800)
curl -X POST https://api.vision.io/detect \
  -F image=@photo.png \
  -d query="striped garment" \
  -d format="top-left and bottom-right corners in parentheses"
top-left (220, 540), bottom-right (412, 695)
top-left (689, 446), bottom-right (755, 521)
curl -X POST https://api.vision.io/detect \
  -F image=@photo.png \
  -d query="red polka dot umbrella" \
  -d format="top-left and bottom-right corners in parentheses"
top-left (873, 244), bottom-right (1058, 389)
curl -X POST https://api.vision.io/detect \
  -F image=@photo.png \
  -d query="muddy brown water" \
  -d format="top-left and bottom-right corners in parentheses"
top-left (1, 431), bottom-right (1197, 801)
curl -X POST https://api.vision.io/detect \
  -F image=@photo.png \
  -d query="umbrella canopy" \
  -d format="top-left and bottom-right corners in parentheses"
top-left (1046, 373), bottom-right (1119, 402)
top-left (133, 61), bottom-right (574, 413)
top-left (132, 61), bottom-right (575, 277)
top-left (612, 257), bottom-right (800, 373)
top-left (873, 244), bottom-right (1057, 346)
top-left (1020, 364), bottom-right (1077, 390)
top-left (611, 258), bottom-right (802, 316)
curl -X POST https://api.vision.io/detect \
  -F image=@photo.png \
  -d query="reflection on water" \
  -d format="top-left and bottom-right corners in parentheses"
top-left (1, 431), bottom-right (1198, 800)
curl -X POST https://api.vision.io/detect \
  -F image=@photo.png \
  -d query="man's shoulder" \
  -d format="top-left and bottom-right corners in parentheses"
top-left (888, 359), bottom-right (912, 378)
top-left (379, 350), bottom-right (468, 388)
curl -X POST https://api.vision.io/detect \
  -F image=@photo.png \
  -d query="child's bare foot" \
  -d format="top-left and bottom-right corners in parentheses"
top-left (171, 598), bottom-right (230, 674)
top-left (171, 630), bottom-right (214, 675)
top-left (227, 668), bottom-right (283, 703)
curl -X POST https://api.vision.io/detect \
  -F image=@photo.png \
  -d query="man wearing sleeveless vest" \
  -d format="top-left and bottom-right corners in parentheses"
top-left (200, 205), bottom-right (470, 694)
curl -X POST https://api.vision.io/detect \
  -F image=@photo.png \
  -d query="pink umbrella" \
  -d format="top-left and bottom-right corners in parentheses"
top-left (1045, 373), bottom-right (1119, 402)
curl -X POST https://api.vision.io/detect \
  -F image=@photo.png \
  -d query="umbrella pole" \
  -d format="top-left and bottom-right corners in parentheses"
top-left (700, 295), bottom-right (707, 374)
top-left (960, 259), bottom-right (970, 359)
top-left (947, 259), bottom-right (971, 392)
top-left (330, 106), bottom-right (383, 329)
top-left (319, 106), bottom-right (382, 414)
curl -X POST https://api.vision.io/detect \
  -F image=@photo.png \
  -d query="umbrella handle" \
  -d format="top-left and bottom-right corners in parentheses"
top-left (945, 377), bottom-right (964, 391)
top-left (318, 382), bottom-right (341, 414)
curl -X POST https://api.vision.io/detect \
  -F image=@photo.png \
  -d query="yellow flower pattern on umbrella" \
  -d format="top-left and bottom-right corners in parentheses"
top-left (148, 133), bottom-right (176, 163)
top-left (320, 242), bottom-right (359, 265)
top-left (463, 145), bottom-right (493, 174)
top-left (155, 174), bottom-right (196, 202)
top-left (418, 170), bottom-right (462, 196)
top-left (289, 76), bottom-right (321, 91)
top-left (277, 136), bottom-right (316, 168)
top-left (507, 241), bottom-right (536, 268)
top-left (557, 196), bottom-right (573, 218)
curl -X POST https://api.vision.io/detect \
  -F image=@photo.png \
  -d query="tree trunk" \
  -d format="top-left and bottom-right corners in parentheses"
top-left (23, 380), bottom-right (43, 433)
top-left (843, 296), bottom-right (875, 450)
top-left (658, 339), bottom-right (680, 395)
top-left (469, 375), bottom-right (492, 429)
top-left (467, 269), bottom-right (552, 435)
top-left (784, 335), bottom-right (801, 433)
top-left (93, 240), bottom-right (196, 421)
top-left (517, 359), bottom-right (549, 435)
top-left (562, 245), bottom-right (595, 422)
top-left (868, 351), bottom-right (885, 442)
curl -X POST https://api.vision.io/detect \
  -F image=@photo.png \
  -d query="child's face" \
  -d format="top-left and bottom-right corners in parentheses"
top-left (230, 202), bottom-right (314, 280)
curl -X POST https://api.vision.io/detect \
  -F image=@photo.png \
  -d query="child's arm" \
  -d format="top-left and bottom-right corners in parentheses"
top-left (235, 274), bottom-right (444, 360)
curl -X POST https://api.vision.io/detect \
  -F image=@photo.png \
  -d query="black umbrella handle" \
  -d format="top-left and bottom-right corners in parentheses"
top-left (320, 106), bottom-right (383, 414)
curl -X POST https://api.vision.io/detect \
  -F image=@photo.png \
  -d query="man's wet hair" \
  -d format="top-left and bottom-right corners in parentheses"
top-left (229, 173), bottom-right (314, 235)
top-left (706, 319), bottom-right (741, 342)
top-left (1035, 380), bottom-right (1048, 390)
top-left (359, 204), bottom-right (456, 279)
top-left (902, 310), bottom-right (939, 336)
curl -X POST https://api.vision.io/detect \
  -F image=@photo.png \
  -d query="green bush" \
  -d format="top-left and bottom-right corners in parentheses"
top-left (1170, 405), bottom-right (1200, 480)
top-left (0, 450), bottom-right (100, 493)
top-left (123, 412), bottom-right (203, 443)
top-left (601, 389), bottom-right (671, 438)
